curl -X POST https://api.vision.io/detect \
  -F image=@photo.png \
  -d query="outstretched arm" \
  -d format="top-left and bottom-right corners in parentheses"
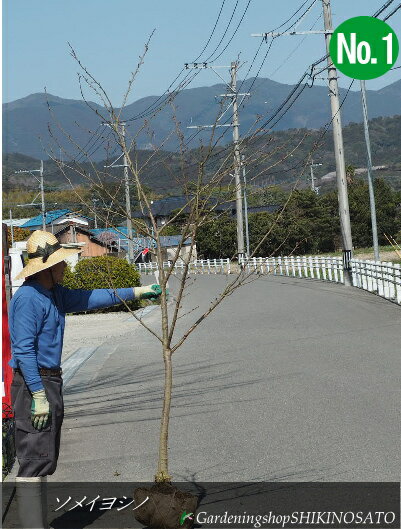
top-left (55, 284), bottom-right (162, 313)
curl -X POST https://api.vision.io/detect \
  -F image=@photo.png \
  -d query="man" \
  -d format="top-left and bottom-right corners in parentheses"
top-left (9, 230), bottom-right (161, 528)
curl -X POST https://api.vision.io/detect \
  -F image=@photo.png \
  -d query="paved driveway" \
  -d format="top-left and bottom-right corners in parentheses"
top-left (54, 275), bottom-right (400, 482)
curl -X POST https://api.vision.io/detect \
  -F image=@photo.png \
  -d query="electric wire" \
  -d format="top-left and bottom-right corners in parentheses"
top-left (136, 0), bottom-right (396, 184)
top-left (74, 125), bottom-right (104, 163)
top-left (382, 3), bottom-right (401, 20)
top-left (183, 0), bottom-right (319, 151)
top-left (268, 11), bottom-right (322, 78)
top-left (182, 0), bottom-right (395, 173)
top-left (255, 78), bottom-right (355, 183)
top-left (125, 0), bottom-right (238, 123)
top-left (373, 0), bottom-right (395, 17)
top-left (266, 0), bottom-right (312, 32)
top-left (75, 0), bottom-right (397, 175)
top-left (205, 0), bottom-right (252, 63)
top-left (85, 128), bottom-right (114, 160)
top-left (202, 0), bottom-right (240, 62)
top-left (182, 54), bottom-right (330, 174)
top-left (192, 0), bottom-right (227, 62)
top-left (126, 0), bottom-right (253, 123)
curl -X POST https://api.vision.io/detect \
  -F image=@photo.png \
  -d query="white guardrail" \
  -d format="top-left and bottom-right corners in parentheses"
top-left (351, 259), bottom-right (401, 305)
top-left (242, 256), bottom-right (401, 305)
top-left (136, 258), bottom-right (231, 275)
top-left (241, 256), bottom-right (344, 283)
top-left (136, 256), bottom-right (401, 305)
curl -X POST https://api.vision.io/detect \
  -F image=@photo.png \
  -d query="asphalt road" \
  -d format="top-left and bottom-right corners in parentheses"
top-left (54, 274), bottom-right (400, 482)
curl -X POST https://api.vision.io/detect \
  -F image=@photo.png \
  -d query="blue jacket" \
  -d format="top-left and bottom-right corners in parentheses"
top-left (9, 281), bottom-right (136, 392)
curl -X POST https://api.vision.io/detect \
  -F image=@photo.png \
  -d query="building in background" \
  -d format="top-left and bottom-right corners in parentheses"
top-left (21, 209), bottom-right (92, 232)
top-left (54, 225), bottom-right (117, 258)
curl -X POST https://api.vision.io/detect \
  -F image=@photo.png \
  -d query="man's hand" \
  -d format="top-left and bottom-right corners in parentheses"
top-left (31, 389), bottom-right (51, 430)
top-left (134, 284), bottom-right (163, 300)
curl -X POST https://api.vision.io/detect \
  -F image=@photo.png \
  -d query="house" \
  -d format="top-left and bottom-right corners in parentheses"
top-left (21, 209), bottom-right (92, 232)
top-left (133, 196), bottom-right (280, 227)
top-left (53, 225), bottom-right (117, 258)
top-left (132, 196), bottom-right (190, 228)
top-left (90, 227), bottom-right (148, 260)
top-left (118, 235), bottom-right (196, 263)
top-left (2, 218), bottom-right (31, 228)
top-left (90, 227), bottom-right (196, 263)
top-left (158, 236), bottom-right (197, 263)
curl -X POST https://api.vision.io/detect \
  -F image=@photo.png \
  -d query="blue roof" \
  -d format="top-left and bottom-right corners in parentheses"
top-left (90, 227), bottom-right (132, 238)
top-left (90, 228), bottom-right (191, 252)
top-left (160, 236), bottom-right (192, 247)
top-left (117, 236), bottom-right (191, 251)
top-left (21, 209), bottom-right (71, 228)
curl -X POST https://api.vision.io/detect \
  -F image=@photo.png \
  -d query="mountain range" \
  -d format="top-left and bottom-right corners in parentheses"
top-left (3, 77), bottom-right (401, 159)
top-left (4, 115), bottom-right (401, 196)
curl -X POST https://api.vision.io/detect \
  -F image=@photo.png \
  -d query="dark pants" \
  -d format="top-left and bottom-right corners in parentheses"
top-left (11, 372), bottom-right (64, 477)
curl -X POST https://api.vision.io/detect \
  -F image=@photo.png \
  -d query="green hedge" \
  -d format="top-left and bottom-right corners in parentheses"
top-left (62, 256), bottom-right (141, 313)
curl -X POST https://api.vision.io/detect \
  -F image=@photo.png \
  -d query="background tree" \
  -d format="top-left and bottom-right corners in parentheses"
top-left (6, 227), bottom-right (31, 246)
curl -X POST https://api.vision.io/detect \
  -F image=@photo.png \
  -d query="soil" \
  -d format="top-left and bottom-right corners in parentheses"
top-left (134, 483), bottom-right (199, 529)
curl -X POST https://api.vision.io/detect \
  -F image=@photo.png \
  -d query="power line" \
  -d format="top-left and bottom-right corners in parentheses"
top-left (148, 0), bottom-right (395, 184)
top-left (74, 125), bottom-right (106, 163)
top-left (205, 0), bottom-right (252, 63)
top-left (208, 1), bottom-right (321, 131)
top-left (88, 0), bottom-right (320, 159)
top-left (237, 0), bottom-right (318, 96)
top-left (266, 0), bottom-right (313, 33)
top-left (268, 11), bottom-right (322, 78)
top-left (183, 1), bottom-right (318, 151)
top-left (192, 0), bottom-right (227, 62)
top-left (124, 0), bottom-right (237, 123)
top-left (373, 0), bottom-right (395, 17)
top-left (126, 0), bottom-right (254, 124)
top-left (382, 2), bottom-right (401, 20)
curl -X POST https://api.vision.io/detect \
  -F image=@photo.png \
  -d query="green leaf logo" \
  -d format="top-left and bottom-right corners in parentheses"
top-left (180, 511), bottom-right (194, 525)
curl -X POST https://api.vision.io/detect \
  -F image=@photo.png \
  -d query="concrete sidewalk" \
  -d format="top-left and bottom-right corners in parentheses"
top-left (52, 274), bottom-right (400, 483)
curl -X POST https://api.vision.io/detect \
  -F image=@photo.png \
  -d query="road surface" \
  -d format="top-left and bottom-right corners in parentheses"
top-left (54, 274), bottom-right (400, 482)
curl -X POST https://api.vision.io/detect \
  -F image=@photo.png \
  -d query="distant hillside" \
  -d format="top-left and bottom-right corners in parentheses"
top-left (3, 115), bottom-right (401, 195)
top-left (3, 77), bottom-right (401, 158)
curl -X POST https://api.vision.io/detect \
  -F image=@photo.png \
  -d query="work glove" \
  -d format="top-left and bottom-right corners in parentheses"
top-left (134, 284), bottom-right (163, 300)
top-left (31, 389), bottom-right (51, 431)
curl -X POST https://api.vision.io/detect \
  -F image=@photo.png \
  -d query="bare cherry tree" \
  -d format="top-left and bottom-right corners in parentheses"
top-left (47, 40), bottom-right (322, 486)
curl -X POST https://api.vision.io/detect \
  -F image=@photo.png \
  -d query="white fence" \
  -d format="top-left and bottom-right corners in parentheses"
top-left (241, 255), bottom-right (401, 305)
top-left (351, 259), bottom-right (401, 304)
top-left (241, 256), bottom-right (344, 283)
top-left (136, 258), bottom-right (231, 275)
top-left (137, 256), bottom-right (401, 305)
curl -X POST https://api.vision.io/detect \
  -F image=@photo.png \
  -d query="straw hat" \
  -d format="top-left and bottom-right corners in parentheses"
top-left (15, 230), bottom-right (81, 280)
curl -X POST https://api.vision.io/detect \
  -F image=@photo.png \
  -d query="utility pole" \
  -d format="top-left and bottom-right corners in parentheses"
top-left (360, 80), bottom-right (380, 262)
top-left (309, 160), bottom-right (322, 194)
top-left (103, 122), bottom-right (134, 263)
top-left (9, 209), bottom-right (14, 246)
top-left (231, 61), bottom-right (245, 263)
top-left (92, 198), bottom-right (99, 229)
top-left (242, 155), bottom-right (250, 258)
top-left (39, 160), bottom-right (46, 230)
top-left (15, 160), bottom-right (46, 231)
top-left (122, 123), bottom-right (134, 264)
top-left (252, 0), bottom-right (354, 283)
top-left (186, 61), bottom-right (249, 263)
top-left (322, 0), bottom-right (353, 284)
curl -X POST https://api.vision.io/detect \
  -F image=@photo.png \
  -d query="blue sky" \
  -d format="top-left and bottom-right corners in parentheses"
top-left (3, 0), bottom-right (401, 105)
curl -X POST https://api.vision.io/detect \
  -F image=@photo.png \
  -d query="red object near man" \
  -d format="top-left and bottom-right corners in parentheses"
top-left (2, 264), bottom-right (13, 417)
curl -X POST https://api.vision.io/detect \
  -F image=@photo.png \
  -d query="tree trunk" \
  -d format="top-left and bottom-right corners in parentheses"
top-left (155, 347), bottom-right (173, 483)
